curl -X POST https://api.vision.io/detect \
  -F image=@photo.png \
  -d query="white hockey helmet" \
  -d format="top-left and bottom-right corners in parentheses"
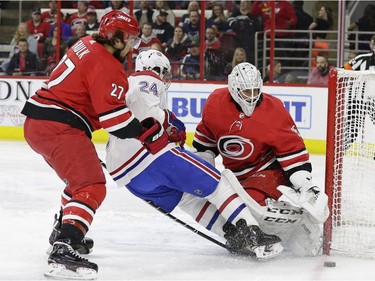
top-left (228, 62), bottom-right (263, 116)
top-left (135, 49), bottom-right (172, 94)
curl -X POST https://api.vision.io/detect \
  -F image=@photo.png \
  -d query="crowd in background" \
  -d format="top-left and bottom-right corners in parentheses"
top-left (0, 0), bottom-right (375, 86)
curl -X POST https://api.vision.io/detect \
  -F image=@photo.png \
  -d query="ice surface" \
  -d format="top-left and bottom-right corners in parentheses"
top-left (1, 141), bottom-right (374, 280)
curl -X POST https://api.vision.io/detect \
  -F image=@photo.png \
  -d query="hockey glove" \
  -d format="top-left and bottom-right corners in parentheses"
top-left (138, 117), bottom-right (168, 154)
top-left (163, 109), bottom-right (186, 148)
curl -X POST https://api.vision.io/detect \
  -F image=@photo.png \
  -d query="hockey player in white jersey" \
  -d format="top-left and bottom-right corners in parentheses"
top-left (105, 50), bottom-right (283, 259)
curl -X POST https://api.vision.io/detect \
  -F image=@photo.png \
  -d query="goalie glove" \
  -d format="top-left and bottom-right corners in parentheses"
top-left (163, 109), bottom-right (186, 148)
top-left (276, 171), bottom-right (329, 223)
top-left (138, 117), bottom-right (168, 154)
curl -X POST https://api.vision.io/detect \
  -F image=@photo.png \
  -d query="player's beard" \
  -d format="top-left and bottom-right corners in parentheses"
top-left (113, 44), bottom-right (132, 63)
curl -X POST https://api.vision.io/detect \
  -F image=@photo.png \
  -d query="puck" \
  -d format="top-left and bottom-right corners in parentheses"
top-left (324, 261), bottom-right (336, 267)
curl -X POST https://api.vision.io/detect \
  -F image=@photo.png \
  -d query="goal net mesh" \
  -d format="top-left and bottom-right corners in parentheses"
top-left (328, 69), bottom-right (375, 258)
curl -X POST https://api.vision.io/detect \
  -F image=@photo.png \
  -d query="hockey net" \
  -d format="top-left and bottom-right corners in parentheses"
top-left (324, 68), bottom-right (375, 258)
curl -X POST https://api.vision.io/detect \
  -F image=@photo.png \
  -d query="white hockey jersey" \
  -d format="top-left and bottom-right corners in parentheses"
top-left (105, 70), bottom-right (175, 187)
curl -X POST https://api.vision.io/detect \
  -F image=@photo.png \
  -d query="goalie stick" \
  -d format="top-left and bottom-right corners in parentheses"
top-left (99, 159), bottom-right (227, 250)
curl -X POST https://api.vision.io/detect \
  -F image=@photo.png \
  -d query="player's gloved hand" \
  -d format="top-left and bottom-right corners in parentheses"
top-left (163, 109), bottom-right (186, 148)
top-left (277, 171), bottom-right (329, 223)
top-left (138, 117), bottom-right (168, 154)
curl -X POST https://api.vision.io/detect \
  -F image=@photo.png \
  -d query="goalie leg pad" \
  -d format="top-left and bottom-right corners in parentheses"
top-left (259, 199), bottom-right (323, 257)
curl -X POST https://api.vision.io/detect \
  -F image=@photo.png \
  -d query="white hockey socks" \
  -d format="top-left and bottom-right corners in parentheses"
top-left (205, 169), bottom-right (258, 227)
top-left (178, 193), bottom-right (227, 237)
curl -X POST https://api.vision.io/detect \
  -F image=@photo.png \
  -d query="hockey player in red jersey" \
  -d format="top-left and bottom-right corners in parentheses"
top-left (193, 62), bottom-right (329, 256)
top-left (21, 10), bottom-right (168, 280)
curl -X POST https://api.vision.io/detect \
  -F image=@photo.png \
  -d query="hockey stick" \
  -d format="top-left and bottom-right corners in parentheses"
top-left (99, 159), bottom-right (227, 250)
top-left (144, 199), bottom-right (228, 249)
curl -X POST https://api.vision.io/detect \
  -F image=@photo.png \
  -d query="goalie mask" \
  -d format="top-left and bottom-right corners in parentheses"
top-left (228, 62), bottom-right (263, 117)
top-left (135, 50), bottom-right (172, 95)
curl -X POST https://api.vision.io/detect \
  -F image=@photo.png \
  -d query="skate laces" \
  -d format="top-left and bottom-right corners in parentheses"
top-left (56, 241), bottom-right (89, 262)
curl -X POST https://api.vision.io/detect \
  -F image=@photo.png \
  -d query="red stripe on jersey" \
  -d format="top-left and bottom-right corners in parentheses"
top-left (218, 194), bottom-right (239, 213)
top-left (100, 110), bottom-right (134, 131)
top-left (109, 146), bottom-right (147, 176)
top-left (170, 148), bottom-right (220, 180)
top-left (195, 201), bottom-right (211, 223)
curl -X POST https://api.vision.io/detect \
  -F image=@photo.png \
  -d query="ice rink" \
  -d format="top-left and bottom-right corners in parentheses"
top-left (1, 140), bottom-right (374, 280)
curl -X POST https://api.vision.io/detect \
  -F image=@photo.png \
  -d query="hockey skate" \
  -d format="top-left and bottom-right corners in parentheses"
top-left (236, 219), bottom-right (283, 259)
top-left (224, 220), bottom-right (284, 260)
top-left (47, 210), bottom-right (94, 255)
top-left (44, 239), bottom-right (98, 280)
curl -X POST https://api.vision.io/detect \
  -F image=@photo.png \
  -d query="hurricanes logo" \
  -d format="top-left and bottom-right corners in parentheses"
top-left (218, 135), bottom-right (254, 160)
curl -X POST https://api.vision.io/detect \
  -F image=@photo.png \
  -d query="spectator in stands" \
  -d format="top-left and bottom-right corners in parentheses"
top-left (251, 0), bottom-right (297, 65)
top-left (26, 7), bottom-right (51, 43)
top-left (307, 54), bottom-right (332, 86)
top-left (152, 9), bottom-right (174, 49)
top-left (41, 0), bottom-right (57, 25)
top-left (251, 0), bottom-right (297, 37)
top-left (152, 0), bottom-right (175, 27)
top-left (65, 0), bottom-right (89, 31)
top-left (290, 1), bottom-right (313, 67)
top-left (150, 42), bottom-right (164, 53)
top-left (224, 47), bottom-right (247, 76)
top-left (136, 22), bottom-right (162, 55)
top-left (65, 24), bottom-right (88, 49)
top-left (228, 0), bottom-right (261, 64)
top-left (205, 27), bottom-right (221, 50)
top-left (182, 10), bottom-right (202, 43)
top-left (347, 4), bottom-right (375, 52)
top-left (263, 60), bottom-right (284, 83)
top-left (179, 1), bottom-right (200, 27)
top-left (135, 0), bottom-right (154, 28)
top-left (85, 6), bottom-right (99, 31)
top-left (308, 5), bottom-right (333, 40)
top-left (49, 12), bottom-right (72, 41)
top-left (165, 26), bottom-right (192, 61)
top-left (42, 25), bottom-right (66, 74)
top-left (180, 41), bottom-right (200, 80)
top-left (11, 22), bottom-right (38, 55)
top-left (207, 3), bottom-right (229, 33)
top-left (103, 1), bottom-right (130, 15)
top-left (285, 73), bottom-right (299, 84)
top-left (1, 22), bottom-right (38, 73)
top-left (5, 38), bottom-right (39, 76)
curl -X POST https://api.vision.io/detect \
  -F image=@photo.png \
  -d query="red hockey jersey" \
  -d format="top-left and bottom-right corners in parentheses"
top-left (24, 35), bottom-right (138, 137)
top-left (193, 87), bottom-right (310, 180)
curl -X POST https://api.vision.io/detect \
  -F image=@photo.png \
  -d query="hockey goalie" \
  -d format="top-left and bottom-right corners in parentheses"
top-left (192, 62), bottom-right (329, 257)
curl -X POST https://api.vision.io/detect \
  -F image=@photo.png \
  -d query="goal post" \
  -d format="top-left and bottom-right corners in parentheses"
top-left (324, 68), bottom-right (375, 258)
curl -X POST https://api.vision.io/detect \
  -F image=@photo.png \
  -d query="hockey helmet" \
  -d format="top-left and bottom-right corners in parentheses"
top-left (99, 10), bottom-right (141, 49)
top-left (135, 50), bottom-right (172, 94)
top-left (228, 62), bottom-right (263, 116)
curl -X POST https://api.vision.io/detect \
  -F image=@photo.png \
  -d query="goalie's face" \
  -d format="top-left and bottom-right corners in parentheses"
top-left (239, 88), bottom-right (261, 103)
top-left (228, 62), bottom-right (263, 116)
top-left (370, 39), bottom-right (375, 54)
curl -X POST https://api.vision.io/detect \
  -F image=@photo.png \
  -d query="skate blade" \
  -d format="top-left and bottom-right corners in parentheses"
top-left (254, 242), bottom-right (284, 260)
top-left (44, 263), bottom-right (97, 280)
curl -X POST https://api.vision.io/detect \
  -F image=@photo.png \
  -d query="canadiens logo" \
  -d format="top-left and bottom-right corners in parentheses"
top-left (218, 135), bottom-right (254, 160)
